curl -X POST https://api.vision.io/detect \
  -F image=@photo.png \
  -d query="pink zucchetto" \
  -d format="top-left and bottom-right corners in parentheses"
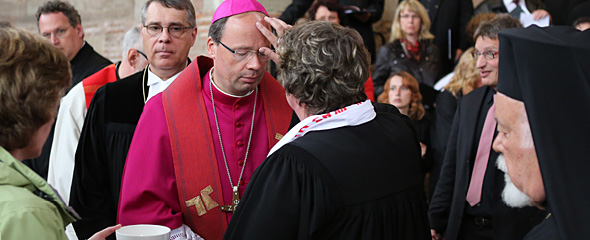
top-left (211, 0), bottom-right (269, 24)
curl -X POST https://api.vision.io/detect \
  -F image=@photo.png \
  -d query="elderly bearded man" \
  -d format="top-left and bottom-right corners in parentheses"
top-left (493, 26), bottom-right (590, 240)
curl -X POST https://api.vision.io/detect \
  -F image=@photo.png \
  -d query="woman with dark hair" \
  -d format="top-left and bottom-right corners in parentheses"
top-left (307, 0), bottom-right (344, 24)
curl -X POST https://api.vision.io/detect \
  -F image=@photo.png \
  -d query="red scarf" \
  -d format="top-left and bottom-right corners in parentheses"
top-left (401, 38), bottom-right (421, 62)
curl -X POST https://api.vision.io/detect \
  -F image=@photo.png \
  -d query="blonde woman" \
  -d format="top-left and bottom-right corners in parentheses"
top-left (373, 0), bottom-right (439, 98)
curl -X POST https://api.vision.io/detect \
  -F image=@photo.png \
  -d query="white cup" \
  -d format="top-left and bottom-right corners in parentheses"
top-left (116, 224), bottom-right (171, 240)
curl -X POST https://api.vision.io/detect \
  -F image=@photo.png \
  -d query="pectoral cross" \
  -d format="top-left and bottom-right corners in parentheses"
top-left (220, 186), bottom-right (240, 212)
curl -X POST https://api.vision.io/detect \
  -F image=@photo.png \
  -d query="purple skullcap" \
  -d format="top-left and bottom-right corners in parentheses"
top-left (211, 0), bottom-right (268, 24)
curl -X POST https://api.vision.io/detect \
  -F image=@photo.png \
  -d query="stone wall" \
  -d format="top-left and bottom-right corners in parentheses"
top-left (1, 0), bottom-right (397, 62)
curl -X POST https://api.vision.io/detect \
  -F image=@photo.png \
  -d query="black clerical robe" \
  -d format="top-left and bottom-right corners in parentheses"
top-left (71, 42), bottom-right (113, 89)
top-left (225, 108), bottom-right (430, 240)
top-left (22, 42), bottom-right (111, 180)
top-left (70, 69), bottom-right (148, 240)
top-left (523, 213), bottom-right (558, 240)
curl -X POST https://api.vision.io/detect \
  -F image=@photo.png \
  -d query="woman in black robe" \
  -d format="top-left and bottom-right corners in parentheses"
top-left (225, 21), bottom-right (430, 240)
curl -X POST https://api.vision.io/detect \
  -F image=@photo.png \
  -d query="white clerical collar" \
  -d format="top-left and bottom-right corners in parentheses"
top-left (209, 67), bottom-right (254, 98)
top-left (145, 67), bottom-right (183, 102)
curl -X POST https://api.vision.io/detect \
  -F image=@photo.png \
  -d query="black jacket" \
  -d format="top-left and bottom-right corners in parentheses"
top-left (372, 39), bottom-right (440, 97)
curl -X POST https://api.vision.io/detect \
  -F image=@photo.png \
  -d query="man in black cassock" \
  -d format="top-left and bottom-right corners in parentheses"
top-left (493, 26), bottom-right (590, 240)
top-left (36, 0), bottom-right (112, 89)
top-left (224, 20), bottom-right (430, 240)
top-left (24, 0), bottom-right (112, 180)
top-left (68, 0), bottom-right (197, 239)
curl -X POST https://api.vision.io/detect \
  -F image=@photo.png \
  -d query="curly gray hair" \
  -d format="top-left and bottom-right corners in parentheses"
top-left (277, 21), bottom-right (369, 115)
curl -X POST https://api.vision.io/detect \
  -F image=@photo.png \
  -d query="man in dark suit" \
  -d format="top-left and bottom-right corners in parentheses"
top-left (428, 14), bottom-right (544, 240)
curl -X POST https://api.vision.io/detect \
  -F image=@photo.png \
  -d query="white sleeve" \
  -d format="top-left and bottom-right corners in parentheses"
top-left (47, 82), bottom-right (88, 205)
top-left (169, 224), bottom-right (205, 240)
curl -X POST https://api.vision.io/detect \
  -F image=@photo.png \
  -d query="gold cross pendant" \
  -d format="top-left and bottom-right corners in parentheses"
top-left (220, 186), bottom-right (240, 212)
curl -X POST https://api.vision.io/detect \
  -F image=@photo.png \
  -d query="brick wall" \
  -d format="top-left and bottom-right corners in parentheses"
top-left (1, 0), bottom-right (397, 62)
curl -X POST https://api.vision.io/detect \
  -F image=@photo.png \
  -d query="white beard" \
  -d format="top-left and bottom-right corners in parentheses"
top-left (496, 154), bottom-right (533, 208)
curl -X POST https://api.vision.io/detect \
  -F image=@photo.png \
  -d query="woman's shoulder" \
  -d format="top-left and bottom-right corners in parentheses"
top-left (0, 186), bottom-right (67, 239)
top-left (0, 184), bottom-right (59, 218)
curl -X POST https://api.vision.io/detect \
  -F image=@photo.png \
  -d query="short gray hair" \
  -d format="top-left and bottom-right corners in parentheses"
top-left (121, 25), bottom-right (143, 59)
top-left (140, 0), bottom-right (196, 28)
top-left (277, 21), bottom-right (369, 115)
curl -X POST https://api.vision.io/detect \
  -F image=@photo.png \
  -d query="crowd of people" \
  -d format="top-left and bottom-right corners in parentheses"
top-left (0, 0), bottom-right (589, 240)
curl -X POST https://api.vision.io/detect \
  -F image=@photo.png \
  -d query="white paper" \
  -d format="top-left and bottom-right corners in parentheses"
top-left (520, 13), bottom-right (550, 28)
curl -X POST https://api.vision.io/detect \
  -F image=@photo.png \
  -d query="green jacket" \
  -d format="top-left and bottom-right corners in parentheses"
top-left (0, 146), bottom-right (78, 239)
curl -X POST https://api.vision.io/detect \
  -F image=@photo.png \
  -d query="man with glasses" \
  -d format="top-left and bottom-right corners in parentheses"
top-left (428, 14), bottom-right (544, 240)
top-left (25, 0), bottom-right (113, 182)
top-left (47, 25), bottom-right (147, 240)
top-left (69, 0), bottom-right (197, 239)
top-left (36, 0), bottom-right (112, 89)
top-left (118, 0), bottom-right (292, 239)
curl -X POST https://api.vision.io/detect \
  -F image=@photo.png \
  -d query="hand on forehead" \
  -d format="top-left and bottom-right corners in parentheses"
top-left (222, 12), bottom-right (270, 46)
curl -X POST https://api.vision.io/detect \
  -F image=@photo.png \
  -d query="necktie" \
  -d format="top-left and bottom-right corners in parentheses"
top-left (509, 1), bottom-right (523, 19)
top-left (466, 102), bottom-right (496, 206)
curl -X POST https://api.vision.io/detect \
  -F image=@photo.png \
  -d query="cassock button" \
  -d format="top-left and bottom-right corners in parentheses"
top-left (236, 122), bottom-right (243, 127)
top-left (237, 160), bottom-right (244, 166)
top-left (235, 105), bottom-right (240, 110)
top-left (237, 140), bottom-right (243, 146)
top-left (240, 180), bottom-right (247, 186)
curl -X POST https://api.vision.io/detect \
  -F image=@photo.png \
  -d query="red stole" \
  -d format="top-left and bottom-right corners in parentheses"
top-left (82, 63), bottom-right (117, 109)
top-left (161, 56), bottom-right (291, 240)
